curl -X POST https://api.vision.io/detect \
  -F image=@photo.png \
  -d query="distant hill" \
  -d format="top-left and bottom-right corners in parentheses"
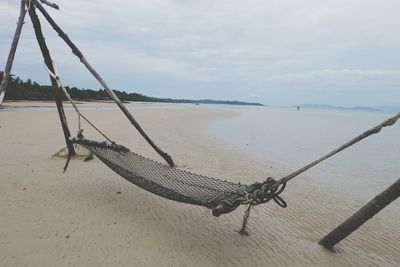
top-left (154, 98), bottom-right (263, 106)
top-left (376, 106), bottom-right (400, 113)
top-left (0, 72), bottom-right (263, 106)
top-left (296, 104), bottom-right (399, 113)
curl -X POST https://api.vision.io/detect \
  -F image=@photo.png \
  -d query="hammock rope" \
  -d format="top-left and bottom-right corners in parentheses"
top-left (277, 113), bottom-right (400, 186)
top-left (43, 62), bottom-right (114, 143)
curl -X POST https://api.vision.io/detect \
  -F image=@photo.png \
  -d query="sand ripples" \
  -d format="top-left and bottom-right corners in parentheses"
top-left (1, 106), bottom-right (399, 266)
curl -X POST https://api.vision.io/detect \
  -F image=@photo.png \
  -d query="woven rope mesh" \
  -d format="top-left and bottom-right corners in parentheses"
top-left (76, 139), bottom-right (249, 209)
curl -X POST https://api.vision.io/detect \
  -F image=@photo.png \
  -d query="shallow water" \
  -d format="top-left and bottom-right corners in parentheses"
top-left (209, 107), bottom-right (400, 200)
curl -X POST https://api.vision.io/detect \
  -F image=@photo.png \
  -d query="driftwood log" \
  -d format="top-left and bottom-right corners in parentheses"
top-left (319, 178), bottom-right (400, 249)
top-left (0, 0), bottom-right (28, 106)
top-left (32, 0), bottom-right (175, 167)
top-left (38, 0), bottom-right (59, 10)
top-left (28, 4), bottom-right (76, 158)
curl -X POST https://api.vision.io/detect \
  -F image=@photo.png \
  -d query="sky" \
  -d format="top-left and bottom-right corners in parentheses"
top-left (1, 0), bottom-right (400, 106)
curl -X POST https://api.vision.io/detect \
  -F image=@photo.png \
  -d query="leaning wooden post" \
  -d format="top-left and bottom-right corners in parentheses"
top-left (0, 0), bottom-right (28, 106)
top-left (28, 5), bottom-right (75, 158)
top-left (32, 0), bottom-right (175, 167)
top-left (319, 178), bottom-right (400, 250)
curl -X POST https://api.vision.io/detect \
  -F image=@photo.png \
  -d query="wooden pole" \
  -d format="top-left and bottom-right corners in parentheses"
top-left (32, 0), bottom-right (175, 167)
top-left (319, 178), bottom-right (400, 249)
top-left (28, 5), bottom-right (76, 158)
top-left (0, 0), bottom-right (28, 106)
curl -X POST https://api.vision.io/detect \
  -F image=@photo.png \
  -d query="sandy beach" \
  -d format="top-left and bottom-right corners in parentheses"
top-left (0, 101), bottom-right (399, 266)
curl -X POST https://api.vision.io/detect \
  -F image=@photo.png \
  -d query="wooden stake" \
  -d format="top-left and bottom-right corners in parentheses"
top-left (33, 0), bottom-right (175, 167)
top-left (0, 0), bottom-right (28, 106)
top-left (319, 178), bottom-right (400, 249)
top-left (28, 5), bottom-right (75, 158)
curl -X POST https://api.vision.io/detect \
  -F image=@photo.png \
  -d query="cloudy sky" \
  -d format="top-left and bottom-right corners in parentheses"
top-left (1, 0), bottom-right (400, 106)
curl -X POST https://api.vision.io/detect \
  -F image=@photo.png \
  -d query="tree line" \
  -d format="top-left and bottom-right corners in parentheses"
top-left (0, 72), bottom-right (263, 106)
top-left (0, 71), bottom-right (156, 102)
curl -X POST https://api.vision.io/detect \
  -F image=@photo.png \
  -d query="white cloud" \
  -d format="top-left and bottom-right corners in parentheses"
top-left (1, 0), bottom-right (400, 105)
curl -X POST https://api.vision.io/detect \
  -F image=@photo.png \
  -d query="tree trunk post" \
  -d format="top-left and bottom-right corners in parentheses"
top-left (0, 0), bottom-right (28, 106)
top-left (32, 0), bottom-right (174, 167)
top-left (28, 5), bottom-right (75, 157)
top-left (318, 178), bottom-right (400, 250)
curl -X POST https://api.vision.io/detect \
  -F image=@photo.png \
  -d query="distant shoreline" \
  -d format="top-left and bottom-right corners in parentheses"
top-left (1, 97), bottom-right (263, 107)
top-left (146, 98), bottom-right (263, 106)
top-left (1, 99), bottom-right (263, 107)
top-left (294, 104), bottom-right (400, 113)
top-left (0, 72), bottom-right (263, 107)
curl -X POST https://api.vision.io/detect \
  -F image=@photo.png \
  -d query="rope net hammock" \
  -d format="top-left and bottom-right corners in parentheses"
top-left (74, 139), bottom-right (250, 208)
top-left (72, 138), bottom-right (287, 219)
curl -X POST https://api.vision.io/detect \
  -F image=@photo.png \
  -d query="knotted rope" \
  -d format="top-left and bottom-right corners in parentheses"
top-left (238, 178), bottom-right (287, 235)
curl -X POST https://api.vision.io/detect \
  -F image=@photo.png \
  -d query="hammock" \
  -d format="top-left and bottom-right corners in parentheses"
top-left (72, 138), bottom-right (287, 219)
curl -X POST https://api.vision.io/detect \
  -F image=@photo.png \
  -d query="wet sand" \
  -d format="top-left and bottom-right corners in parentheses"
top-left (0, 101), bottom-right (399, 266)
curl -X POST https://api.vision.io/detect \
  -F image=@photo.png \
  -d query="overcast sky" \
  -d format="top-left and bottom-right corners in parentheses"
top-left (1, 0), bottom-right (400, 106)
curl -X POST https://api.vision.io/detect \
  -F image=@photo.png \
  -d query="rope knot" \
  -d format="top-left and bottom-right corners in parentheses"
top-left (242, 177), bottom-right (287, 207)
top-left (238, 178), bottom-right (287, 235)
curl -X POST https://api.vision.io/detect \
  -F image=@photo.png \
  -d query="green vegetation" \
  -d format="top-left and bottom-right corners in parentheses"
top-left (0, 71), bottom-right (155, 102)
top-left (0, 72), bottom-right (263, 106)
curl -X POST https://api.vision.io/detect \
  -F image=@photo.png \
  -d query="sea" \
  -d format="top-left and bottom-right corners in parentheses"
top-left (209, 106), bottom-right (400, 198)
